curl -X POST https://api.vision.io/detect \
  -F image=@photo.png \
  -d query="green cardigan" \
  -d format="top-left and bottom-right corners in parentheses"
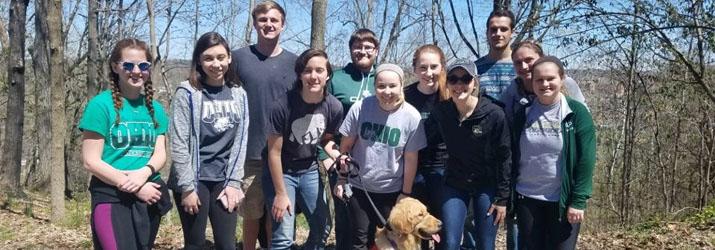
top-left (512, 95), bottom-right (596, 219)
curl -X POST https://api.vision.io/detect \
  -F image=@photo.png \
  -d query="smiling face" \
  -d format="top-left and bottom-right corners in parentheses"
top-left (112, 48), bottom-right (151, 92)
top-left (446, 68), bottom-right (476, 101)
top-left (512, 46), bottom-right (540, 82)
top-left (350, 39), bottom-right (378, 72)
top-left (532, 62), bottom-right (564, 105)
top-left (300, 55), bottom-right (330, 95)
top-left (375, 71), bottom-right (403, 110)
top-left (254, 8), bottom-right (284, 41)
top-left (414, 52), bottom-right (443, 91)
top-left (487, 16), bottom-right (513, 50)
top-left (199, 45), bottom-right (231, 85)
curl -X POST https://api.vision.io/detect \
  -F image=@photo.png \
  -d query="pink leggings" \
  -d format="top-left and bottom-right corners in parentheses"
top-left (92, 203), bottom-right (118, 250)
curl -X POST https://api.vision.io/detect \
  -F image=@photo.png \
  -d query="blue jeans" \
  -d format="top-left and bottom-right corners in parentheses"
top-left (462, 213), bottom-right (519, 250)
top-left (263, 169), bottom-right (329, 250)
top-left (439, 185), bottom-right (498, 250)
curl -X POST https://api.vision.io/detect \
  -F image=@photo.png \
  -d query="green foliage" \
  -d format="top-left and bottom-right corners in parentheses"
top-left (61, 195), bottom-right (91, 230)
top-left (686, 203), bottom-right (715, 229)
top-left (628, 215), bottom-right (668, 234)
top-left (23, 201), bottom-right (33, 217)
top-left (0, 224), bottom-right (14, 242)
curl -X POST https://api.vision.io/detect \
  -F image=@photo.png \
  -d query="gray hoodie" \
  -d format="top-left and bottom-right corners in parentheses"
top-left (168, 80), bottom-right (249, 193)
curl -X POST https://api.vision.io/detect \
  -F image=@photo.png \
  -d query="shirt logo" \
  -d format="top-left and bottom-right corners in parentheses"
top-left (202, 100), bottom-right (241, 133)
top-left (109, 121), bottom-right (156, 157)
top-left (360, 122), bottom-right (401, 147)
top-left (289, 113), bottom-right (326, 145)
top-left (472, 125), bottom-right (483, 137)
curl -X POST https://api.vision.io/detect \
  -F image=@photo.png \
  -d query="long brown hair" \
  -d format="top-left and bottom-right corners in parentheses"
top-left (108, 38), bottom-right (158, 128)
top-left (412, 44), bottom-right (449, 101)
top-left (188, 32), bottom-right (239, 90)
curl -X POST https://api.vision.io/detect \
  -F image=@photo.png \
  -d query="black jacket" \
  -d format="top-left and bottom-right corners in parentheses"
top-left (426, 95), bottom-right (511, 205)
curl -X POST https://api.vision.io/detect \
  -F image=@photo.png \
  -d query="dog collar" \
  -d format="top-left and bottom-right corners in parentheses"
top-left (388, 237), bottom-right (398, 249)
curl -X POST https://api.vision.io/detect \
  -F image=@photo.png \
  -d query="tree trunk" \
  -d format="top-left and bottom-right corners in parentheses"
top-left (243, 0), bottom-right (254, 45)
top-left (30, 0), bottom-right (52, 192)
top-left (379, 0), bottom-right (406, 63)
top-left (1, 0), bottom-right (29, 196)
top-left (431, 0), bottom-right (436, 44)
top-left (310, 0), bottom-right (327, 50)
top-left (47, 0), bottom-right (66, 223)
top-left (494, 0), bottom-right (510, 11)
top-left (87, 0), bottom-right (100, 97)
top-left (148, 0), bottom-right (157, 64)
top-left (118, 0), bottom-right (125, 39)
top-left (365, 0), bottom-right (375, 30)
top-left (0, 18), bottom-right (9, 52)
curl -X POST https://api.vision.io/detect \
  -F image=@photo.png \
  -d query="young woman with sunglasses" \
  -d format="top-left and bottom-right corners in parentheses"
top-left (426, 62), bottom-right (511, 250)
top-left (79, 38), bottom-right (171, 249)
top-left (168, 32), bottom-right (248, 249)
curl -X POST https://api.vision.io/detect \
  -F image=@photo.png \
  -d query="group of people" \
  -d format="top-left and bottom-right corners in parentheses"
top-left (78, 1), bottom-right (596, 250)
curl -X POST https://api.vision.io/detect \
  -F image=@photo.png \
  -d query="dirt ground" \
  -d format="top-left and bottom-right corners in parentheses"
top-left (1, 203), bottom-right (713, 249)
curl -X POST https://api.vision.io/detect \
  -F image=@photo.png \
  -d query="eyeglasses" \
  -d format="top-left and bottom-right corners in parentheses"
top-left (447, 75), bottom-right (473, 84)
top-left (120, 61), bottom-right (152, 72)
top-left (352, 45), bottom-right (375, 53)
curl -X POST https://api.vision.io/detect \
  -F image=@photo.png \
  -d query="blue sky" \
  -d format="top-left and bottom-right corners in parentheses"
top-left (53, 0), bottom-right (495, 66)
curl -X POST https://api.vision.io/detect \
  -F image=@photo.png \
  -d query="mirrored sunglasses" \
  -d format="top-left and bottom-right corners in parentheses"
top-left (447, 75), bottom-right (473, 84)
top-left (121, 61), bottom-right (152, 72)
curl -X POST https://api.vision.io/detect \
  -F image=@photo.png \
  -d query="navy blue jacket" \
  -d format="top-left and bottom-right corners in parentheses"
top-left (426, 95), bottom-right (512, 205)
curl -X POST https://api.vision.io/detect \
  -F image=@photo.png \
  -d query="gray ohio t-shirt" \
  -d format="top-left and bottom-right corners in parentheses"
top-left (339, 96), bottom-right (427, 193)
top-left (517, 100), bottom-right (564, 201)
top-left (232, 45), bottom-right (297, 160)
top-left (199, 83), bottom-right (240, 181)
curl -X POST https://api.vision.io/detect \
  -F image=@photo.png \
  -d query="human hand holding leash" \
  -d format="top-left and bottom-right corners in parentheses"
top-left (333, 180), bottom-right (346, 201)
top-left (322, 158), bottom-right (335, 172)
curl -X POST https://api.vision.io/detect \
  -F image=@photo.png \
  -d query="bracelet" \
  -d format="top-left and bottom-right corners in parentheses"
top-left (400, 190), bottom-right (412, 197)
top-left (145, 164), bottom-right (156, 175)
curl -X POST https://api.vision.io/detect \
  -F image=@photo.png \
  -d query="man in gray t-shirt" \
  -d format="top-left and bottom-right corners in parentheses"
top-left (229, 2), bottom-right (296, 249)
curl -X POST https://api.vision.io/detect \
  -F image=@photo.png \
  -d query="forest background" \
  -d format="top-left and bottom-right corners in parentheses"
top-left (0, 0), bottom-right (713, 248)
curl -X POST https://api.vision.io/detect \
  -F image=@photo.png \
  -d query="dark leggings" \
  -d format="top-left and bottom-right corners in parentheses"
top-left (347, 187), bottom-right (399, 250)
top-left (329, 171), bottom-right (352, 250)
top-left (516, 194), bottom-right (580, 250)
top-left (174, 181), bottom-right (238, 250)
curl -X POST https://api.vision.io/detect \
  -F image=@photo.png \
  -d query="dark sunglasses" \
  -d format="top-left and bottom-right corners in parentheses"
top-left (121, 61), bottom-right (152, 72)
top-left (447, 75), bottom-right (473, 84)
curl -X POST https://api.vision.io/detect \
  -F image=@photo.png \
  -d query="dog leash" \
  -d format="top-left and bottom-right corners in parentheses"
top-left (332, 154), bottom-right (393, 232)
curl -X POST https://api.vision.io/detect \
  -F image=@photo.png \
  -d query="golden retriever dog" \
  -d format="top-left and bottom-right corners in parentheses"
top-left (374, 197), bottom-right (442, 250)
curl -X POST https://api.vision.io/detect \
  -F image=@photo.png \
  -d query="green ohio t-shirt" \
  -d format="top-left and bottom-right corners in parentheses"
top-left (78, 90), bottom-right (169, 173)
